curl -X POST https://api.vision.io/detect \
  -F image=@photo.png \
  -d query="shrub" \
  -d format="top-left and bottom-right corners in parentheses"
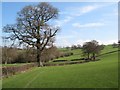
top-left (2, 63), bottom-right (37, 77)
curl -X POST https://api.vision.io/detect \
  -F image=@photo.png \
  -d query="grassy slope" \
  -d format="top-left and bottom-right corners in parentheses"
top-left (49, 45), bottom-right (118, 64)
top-left (3, 51), bottom-right (118, 88)
top-left (101, 45), bottom-right (118, 54)
top-left (54, 49), bottom-right (82, 61)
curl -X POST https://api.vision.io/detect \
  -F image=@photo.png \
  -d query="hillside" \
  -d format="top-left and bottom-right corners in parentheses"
top-left (2, 45), bottom-right (118, 88)
top-left (46, 45), bottom-right (118, 64)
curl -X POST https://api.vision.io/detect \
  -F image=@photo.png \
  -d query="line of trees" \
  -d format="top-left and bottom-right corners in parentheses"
top-left (65, 44), bottom-right (82, 50)
top-left (2, 46), bottom-right (73, 64)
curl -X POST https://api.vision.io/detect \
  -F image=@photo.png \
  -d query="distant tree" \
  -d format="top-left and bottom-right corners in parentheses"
top-left (82, 40), bottom-right (104, 61)
top-left (2, 46), bottom-right (9, 64)
top-left (3, 2), bottom-right (59, 67)
top-left (90, 40), bottom-right (99, 60)
top-left (71, 44), bottom-right (81, 50)
top-left (41, 46), bottom-right (61, 62)
top-left (91, 40), bottom-right (104, 60)
top-left (77, 44), bottom-right (81, 49)
top-left (71, 45), bottom-right (78, 50)
top-left (2, 46), bottom-right (17, 64)
top-left (24, 46), bottom-right (36, 63)
top-left (82, 42), bottom-right (92, 60)
top-left (112, 43), bottom-right (118, 48)
top-left (66, 46), bottom-right (70, 50)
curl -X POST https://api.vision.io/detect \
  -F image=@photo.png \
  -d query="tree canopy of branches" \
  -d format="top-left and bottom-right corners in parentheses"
top-left (3, 2), bottom-right (59, 67)
top-left (82, 40), bottom-right (104, 61)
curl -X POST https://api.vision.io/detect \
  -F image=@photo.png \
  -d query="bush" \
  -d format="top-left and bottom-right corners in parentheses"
top-left (2, 63), bottom-right (37, 77)
top-left (63, 52), bottom-right (73, 57)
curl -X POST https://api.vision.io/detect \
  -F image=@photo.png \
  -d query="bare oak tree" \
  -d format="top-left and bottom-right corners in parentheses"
top-left (3, 2), bottom-right (59, 67)
top-left (82, 40), bottom-right (104, 61)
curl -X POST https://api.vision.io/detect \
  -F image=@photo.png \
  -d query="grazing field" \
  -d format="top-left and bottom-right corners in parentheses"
top-left (48, 45), bottom-right (118, 64)
top-left (2, 49), bottom-right (118, 88)
top-left (101, 45), bottom-right (118, 54)
top-left (51, 49), bottom-right (82, 62)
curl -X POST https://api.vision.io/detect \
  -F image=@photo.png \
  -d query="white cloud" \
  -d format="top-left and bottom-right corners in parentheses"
top-left (55, 38), bottom-right (118, 47)
top-left (56, 35), bottom-right (74, 39)
top-left (55, 16), bottom-right (73, 27)
top-left (75, 39), bottom-right (93, 46)
top-left (75, 39), bottom-right (118, 46)
top-left (59, 5), bottom-right (99, 17)
top-left (55, 3), bottom-right (112, 27)
top-left (4, 0), bottom-right (118, 2)
top-left (61, 3), bottom-right (115, 17)
top-left (67, 4), bottom-right (102, 16)
top-left (55, 35), bottom-right (75, 47)
top-left (72, 22), bottom-right (104, 28)
top-left (55, 39), bottom-right (72, 47)
top-left (113, 9), bottom-right (118, 16)
top-left (59, 11), bottom-right (68, 15)
top-left (103, 9), bottom-right (118, 17)
top-left (74, 39), bottom-right (86, 46)
top-left (100, 39), bottom-right (118, 45)
top-left (76, 5), bottom-right (99, 16)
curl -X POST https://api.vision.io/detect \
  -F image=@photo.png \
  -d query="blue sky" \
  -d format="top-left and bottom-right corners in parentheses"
top-left (1, 2), bottom-right (118, 47)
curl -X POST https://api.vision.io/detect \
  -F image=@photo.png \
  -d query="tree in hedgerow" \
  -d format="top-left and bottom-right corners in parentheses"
top-left (82, 40), bottom-right (104, 61)
top-left (3, 2), bottom-right (60, 67)
top-left (82, 42), bottom-right (93, 60)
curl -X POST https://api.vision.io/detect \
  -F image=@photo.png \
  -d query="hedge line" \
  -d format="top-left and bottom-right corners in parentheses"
top-left (44, 60), bottom-right (87, 67)
top-left (2, 63), bottom-right (37, 78)
top-left (97, 50), bottom-right (119, 57)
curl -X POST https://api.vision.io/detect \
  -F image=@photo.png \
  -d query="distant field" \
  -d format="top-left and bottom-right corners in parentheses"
top-left (54, 54), bottom-right (81, 61)
top-left (101, 45), bottom-right (118, 54)
top-left (48, 49), bottom-right (83, 64)
top-left (3, 50), bottom-right (118, 88)
top-left (49, 45), bottom-right (118, 64)
top-left (54, 48), bottom-right (82, 61)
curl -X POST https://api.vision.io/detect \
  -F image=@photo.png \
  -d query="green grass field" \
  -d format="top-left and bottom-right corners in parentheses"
top-left (2, 47), bottom-right (118, 88)
top-left (49, 45), bottom-right (118, 64)
top-left (54, 54), bottom-right (81, 61)
top-left (52, 49), bottom-right (82, 62)
top-left (101, 45), bottom-right (118, 54)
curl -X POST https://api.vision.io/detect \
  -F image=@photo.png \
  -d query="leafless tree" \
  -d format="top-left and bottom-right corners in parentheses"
top-left (82, 40), bottom-right (104, 61)
top-left (82, 42), bottom-right (92, 60)
top-left (3, 2), bottom-right (59, 67)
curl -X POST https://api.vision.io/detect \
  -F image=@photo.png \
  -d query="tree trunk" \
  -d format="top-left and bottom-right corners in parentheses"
top-left (39, 59), bottom-right (43, 67)
top-left (5, 60), bottom-right (7, 65)
top-left (37, 47), bottom-right (43, 67)
top-left (37, 50), bottom-right (43, 67)
top-left (92, 53), bottom-right (95, 61)
top-left (37, 48), bottom-right (40, 67)
top-left (36, 23), bottom-right (42, 67)
top-left (87, 53), bottom-right (90, 60)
